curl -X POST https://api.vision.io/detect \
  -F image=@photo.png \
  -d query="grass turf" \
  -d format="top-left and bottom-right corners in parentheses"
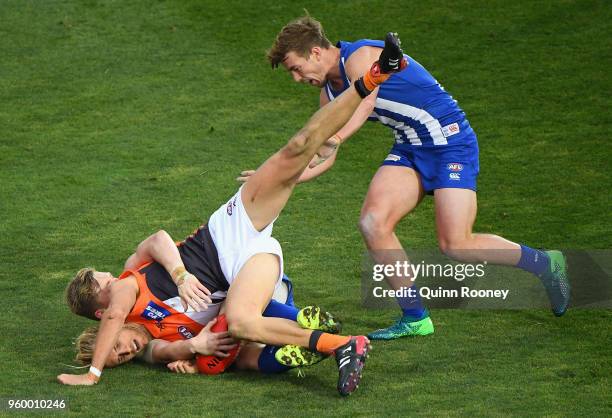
top-left (0, 0), bottom-right (610, 416)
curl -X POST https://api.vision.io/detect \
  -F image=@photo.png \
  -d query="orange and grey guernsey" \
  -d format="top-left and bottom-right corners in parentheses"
top-left (119, 223), bottom-right (226, 341)
top-left (120, 266), bottom-right (207, 341)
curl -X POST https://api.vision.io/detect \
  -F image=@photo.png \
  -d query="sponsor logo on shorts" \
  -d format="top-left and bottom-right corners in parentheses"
top-left (447, 163), bottom-right (464, 172)
top-left (449, 172), bottom-right (461, 181)
top-left (441, 122), bottom-right (460, 138)
top-left (141, 301), bottom-right (171, 321)
top-left (385, 153), bottom-right (401, 162)
top-left (178, 326), bottom-right (195, 339)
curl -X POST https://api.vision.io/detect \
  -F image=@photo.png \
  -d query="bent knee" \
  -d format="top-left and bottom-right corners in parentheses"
top-left (284, 126), bottom-right (320, 157)
top-left (359, 210), bottom-right (395, 241)
top-left (283, 133), bottom-right (308, 157)
top-left (438, 237), bottom-right (472, 258)
top-left (226, 312), bottom-right (261, 341)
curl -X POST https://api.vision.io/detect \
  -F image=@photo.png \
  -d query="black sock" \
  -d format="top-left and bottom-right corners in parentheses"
top-left (308, 330), bottom-right (323, 353)
top-left (354, 78), bottom-right (372, 98)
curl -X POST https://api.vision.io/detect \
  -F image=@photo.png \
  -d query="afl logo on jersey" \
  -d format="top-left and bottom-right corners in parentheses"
top-left (447, 163), bottom-right (463, 172)
top-left (178, 326), bottom-right (195, 339)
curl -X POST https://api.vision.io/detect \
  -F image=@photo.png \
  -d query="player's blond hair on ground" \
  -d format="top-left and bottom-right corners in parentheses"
top-left (65, 268), bottom-right (100, 320)
top-left (74, 323), bottom-right (143, 365)
top-left (267, 15), bottom-right (331, 68)
top-left (74, 325), bottom-right (99, 365)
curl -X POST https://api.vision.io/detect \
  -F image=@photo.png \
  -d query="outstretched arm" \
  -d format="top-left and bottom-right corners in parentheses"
top-left (297, 88), bottom-right (377, 183)
top-left (149, 318), bottom-right (237, 363)
top-left (335, 44), bottom-right (385, 142)
top-left (57, 279), bottom-right (138, 386)
top-left (296, 151), bottom-right (338, 183)
top-left (124, 230), bottom-right (211, 312)
top-left (319, 85), bottom-right (378, 147)
top-left (298, 46), bottom-right (384, 183)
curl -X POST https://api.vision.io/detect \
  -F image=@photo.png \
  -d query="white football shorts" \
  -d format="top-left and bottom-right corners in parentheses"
top-left (207, 186), bottom-right (284, 290)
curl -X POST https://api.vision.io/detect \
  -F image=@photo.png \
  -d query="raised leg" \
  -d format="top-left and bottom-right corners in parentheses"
top-left (242, 33), bottom-right (408, 231)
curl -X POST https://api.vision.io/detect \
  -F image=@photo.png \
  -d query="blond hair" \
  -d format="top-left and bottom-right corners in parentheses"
top-left (74, 325), bottom-right (99, 365)
top-left (74, 323), bottom-right (146, 365)
top-left (267, 15), bottom-right (331, 68)
top-left (65, 268), bottom-right (100, 320)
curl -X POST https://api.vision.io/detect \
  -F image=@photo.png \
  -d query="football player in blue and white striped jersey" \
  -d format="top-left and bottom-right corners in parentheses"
top-left (261, 16), bottom-right (570, 340)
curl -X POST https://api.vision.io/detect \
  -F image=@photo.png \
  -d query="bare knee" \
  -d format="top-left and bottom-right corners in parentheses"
top-left (226, 312), bottom-right (261, 341)
top-left (359, 210), bottom-right (394, 243)
top-left (283, 125), bottom-right (321, 158)
top-left (438, 236), bottom-right (472, 259)
top-left (283, 132), bottom-right (308, 157)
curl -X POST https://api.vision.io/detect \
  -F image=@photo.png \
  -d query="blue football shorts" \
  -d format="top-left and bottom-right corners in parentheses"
top-left (380, 135), bottom-right (480, 193)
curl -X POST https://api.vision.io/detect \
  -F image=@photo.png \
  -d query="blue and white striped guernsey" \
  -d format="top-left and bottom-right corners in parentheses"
top-left (325, 40), bottom-right (476, 148)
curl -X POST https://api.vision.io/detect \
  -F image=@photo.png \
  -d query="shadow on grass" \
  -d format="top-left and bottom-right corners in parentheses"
top-left (232, 366), bottom-right (340, 399)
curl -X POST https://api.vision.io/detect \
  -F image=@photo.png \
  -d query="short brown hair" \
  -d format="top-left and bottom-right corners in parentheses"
top-left (267, 15), bottom-right (331, 68)
top-left (65, 268), bottom-right (100, 320)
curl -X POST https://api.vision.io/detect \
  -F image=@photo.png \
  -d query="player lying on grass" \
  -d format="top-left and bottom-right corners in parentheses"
top-left (73, 301), bottom-right (329, 376)
top-left (76, 322), bottom-right (296, 375)
top-left (252, 16), bottom-right (571, 340)
top-left (57, 32), bottom-right (408, 395)
top-left (61, 230), bottom-right (340, 376)
top-left (64, 229), bottom-right (336, 374)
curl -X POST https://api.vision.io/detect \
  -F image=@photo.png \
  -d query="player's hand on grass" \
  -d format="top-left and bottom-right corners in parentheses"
top-left (177, 273), bottom-right (212, 312)
top-left (309, 135), bottom-right (340, 168)
top-left (167, 359), bottom-right (198, 374)
top-left (190, 317), bottom-right (238, 357)
top-left (57, 372), bottom-right (97, 386)
top-left (236, 170), bottom-right (255, 183)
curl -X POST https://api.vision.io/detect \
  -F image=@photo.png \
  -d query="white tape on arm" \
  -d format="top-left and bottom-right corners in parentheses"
top-left (89, 366), bottom-right (102, 378)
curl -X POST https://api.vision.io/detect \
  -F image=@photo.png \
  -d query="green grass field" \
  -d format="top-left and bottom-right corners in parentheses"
top-left (1, 0), bottom-right (610, 416)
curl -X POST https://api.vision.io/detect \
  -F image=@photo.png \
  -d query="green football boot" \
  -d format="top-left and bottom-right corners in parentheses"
top-left (539, 250), bottom-right (570, 316)
top-left (275, 345), bottom-right (328, 368)
top-left (297, 306), bottom-right (342, 334)
top-left (367, 314), bottom-right (434, 340)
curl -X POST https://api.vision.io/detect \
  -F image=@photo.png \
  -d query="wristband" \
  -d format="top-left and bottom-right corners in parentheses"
top-left (89, 366), bottom-right (102, 380)
top-left (331, 133), bottom-right (343, 144)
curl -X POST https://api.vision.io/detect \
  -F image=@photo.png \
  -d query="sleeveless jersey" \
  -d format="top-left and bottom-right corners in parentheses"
top-left (324, 40), bottom-right (476, 148)
top-left (176, 223), bottom-right (228, 298)
top-left (119, 223), bottom-right (224, 341)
